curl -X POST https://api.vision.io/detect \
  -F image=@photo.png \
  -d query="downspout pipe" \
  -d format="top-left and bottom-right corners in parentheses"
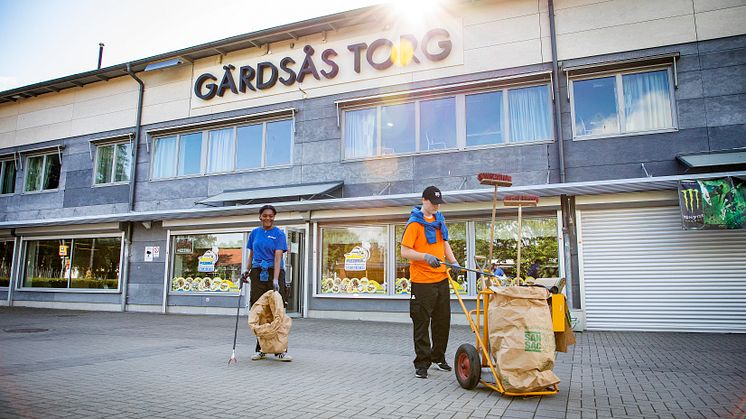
top-left (123, 63), bottom-right (145, 312)
top-left (548, 0), bottom-right (566, 183)
top-left (126, 63), bottom-right (144, 211)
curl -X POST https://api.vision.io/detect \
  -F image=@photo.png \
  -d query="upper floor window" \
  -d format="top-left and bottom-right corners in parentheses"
top-left (24, 153), bottom-right (60, 192)
top-left (94, 142), bottom-right (132, 185)
top-left (571, 68), bottom-right (675, 139)
top-left (343, 83), bottom-right (552, 159)
top-left (152, 119), bottom-right (293, 180)
top-left (0, 159), bottom-right (15, 195)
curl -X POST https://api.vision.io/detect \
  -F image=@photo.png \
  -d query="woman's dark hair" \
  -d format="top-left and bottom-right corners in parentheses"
top-left (259, 204), bottom-right (277, 215)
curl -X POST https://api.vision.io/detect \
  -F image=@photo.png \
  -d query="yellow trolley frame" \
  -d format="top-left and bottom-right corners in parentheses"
top-left (448, 269), bottom-right (559, 397)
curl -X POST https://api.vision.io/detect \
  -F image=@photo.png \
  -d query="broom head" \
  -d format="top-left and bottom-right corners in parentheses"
top-left (477, 172), bottom-right (513, 187)
top-left (504, 194), bottom-right (539, 207)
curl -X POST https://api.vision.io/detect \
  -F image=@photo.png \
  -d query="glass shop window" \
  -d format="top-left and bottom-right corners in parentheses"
top-left (319, 226), bottom-right (387, 295)
top-left (170, 232), bottom-right (243, 293)
top-left (0, 240), bottom-right (13, 287)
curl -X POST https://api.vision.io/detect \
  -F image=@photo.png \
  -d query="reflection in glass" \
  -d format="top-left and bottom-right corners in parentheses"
top-left (421, 97), bottom-right (456, 151)
top-left (24, 239), bottom-right (71, 288)
top-left (114, 143), bottom-right (131, 182)
top-left (1, 160), bottom-right (16, 194)
top-left (345, 108), bottom-right (377, 158)
top-left (25, 155), bottom-right (43, 191)
top-left (474, 218), bottom-right (559, 291)
top-left (207, 128), bottom-right (234, 173)
top-left (95, 145), bottom-right (114, 184)
top-left (466, 91), bottom-right (503, 146)
top-left (573, 76), bottom-right (619, 137)
top-left (320, 227), bottom-right (386, 295)
top-left (69, 238), bottom-right (121, 289)
top-left (0, 241), bottom-right (12, 287)
top-left (236, 124), bottom-right (263, 169)
top-left (153, 136), bottom-right (177, 178)
top-left (381, 103), bottom-right (415, 155)
top-left (509, 85), bottom-right (551, 142)
top-left (43, 154), bottom-right (60, 190)
top-left (178, 132), bottom-right (202, 176)
top-left (171, 233), bottom-right (243, 293)
top-left (265, 119), bottom-right (292, 166)
top-left (623, 70), bottom-right (672, 132)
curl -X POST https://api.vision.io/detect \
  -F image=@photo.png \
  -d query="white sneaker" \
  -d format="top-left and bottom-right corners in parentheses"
top-left (251, 352), bottom-right (266, 361)
top-left (275, 352), bottom-right (292, 362)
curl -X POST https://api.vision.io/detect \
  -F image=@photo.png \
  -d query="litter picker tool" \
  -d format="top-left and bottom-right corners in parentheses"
top-left (477, 173), bottom-right (512, 288)
top-left (503, 194), bottom-right (539, 279)
top-left (228, 271), bottom-right (250, 365)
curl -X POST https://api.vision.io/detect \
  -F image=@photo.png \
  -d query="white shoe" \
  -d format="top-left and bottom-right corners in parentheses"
top-left (275, 352), bottom-right (292, 362)
top-left (251, 352), bottom-right (266, 361)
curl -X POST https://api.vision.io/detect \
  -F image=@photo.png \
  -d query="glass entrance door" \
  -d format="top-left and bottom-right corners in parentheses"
top-left (284, 227), bottom-right (304, 316)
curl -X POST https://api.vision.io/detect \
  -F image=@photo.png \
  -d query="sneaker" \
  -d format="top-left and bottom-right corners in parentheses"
top-left (250, 352), bottom-right (266, 361)
top-left (435, 361), bottom-right (452, 372)
top-left (415, 368), bottom-right (428, 379)
top-left (275, 352), bottom-right (293, 362)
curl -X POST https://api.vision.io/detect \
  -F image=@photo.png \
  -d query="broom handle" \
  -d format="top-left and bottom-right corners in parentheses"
top-left (516, 206), bottom-right (523, 279)
top-left (486, 184), bottom-right (498, 289)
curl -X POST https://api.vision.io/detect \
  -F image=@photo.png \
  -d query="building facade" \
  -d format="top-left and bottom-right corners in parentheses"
top-left (1, 0), bottom-right (745, 332)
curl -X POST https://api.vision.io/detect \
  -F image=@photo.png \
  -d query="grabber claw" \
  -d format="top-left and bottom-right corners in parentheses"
top-left (228, 349), bottom-right (237, 365)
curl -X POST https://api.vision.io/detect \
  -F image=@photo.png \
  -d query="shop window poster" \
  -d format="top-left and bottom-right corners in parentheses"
top-left (679, 176), bottom-right (746, 230)
top-left (175, 238), bottom-right (193, 254)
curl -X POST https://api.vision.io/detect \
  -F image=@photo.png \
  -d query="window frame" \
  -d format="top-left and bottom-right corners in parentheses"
top-left (93, 140), bottom-right (132, 186)
top-left (341, 82), bottom-right (554, 161)
top-left (0, 158), bottom-right (16, 195)
top-left (149, 117), bottom-right (294, 181)
top-left (17, 232), bottom-right (124, 293)
top-left (312, 213), bottom-right (563, 300)
top-left (23, 151), bottom-right (61, 194)
top-left (569, 66), bottom-right (678, 141)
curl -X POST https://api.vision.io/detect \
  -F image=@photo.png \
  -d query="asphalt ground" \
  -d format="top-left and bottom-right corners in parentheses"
top-left (1, 307), bottom-right (745, 418)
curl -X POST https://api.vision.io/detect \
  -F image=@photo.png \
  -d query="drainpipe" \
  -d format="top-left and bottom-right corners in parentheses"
top-left (548, 0), bottom-right (566, 183)
top-left (126, 63), bottom-right (144, 211)
top-left (120, 222), bottom-right (133, 312)
top-left (123, 63), bottom-right (145, 312)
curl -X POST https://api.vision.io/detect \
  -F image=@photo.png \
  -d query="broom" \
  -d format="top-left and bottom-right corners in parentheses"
top-left (478, 173), bottom-right (512, 289)
top-left (503, 194), bottom-right (539, 280)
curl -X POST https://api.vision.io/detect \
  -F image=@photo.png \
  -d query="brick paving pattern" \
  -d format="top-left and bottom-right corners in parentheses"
top-left (1, 307), bottom-right (744, 418)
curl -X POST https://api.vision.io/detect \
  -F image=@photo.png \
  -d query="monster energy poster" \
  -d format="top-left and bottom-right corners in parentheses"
top-left (678, 177), bottom-right (746, 230)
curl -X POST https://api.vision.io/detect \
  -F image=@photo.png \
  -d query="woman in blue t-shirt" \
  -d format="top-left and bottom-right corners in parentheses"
top-left (243, 204), bottom-right (291, 361)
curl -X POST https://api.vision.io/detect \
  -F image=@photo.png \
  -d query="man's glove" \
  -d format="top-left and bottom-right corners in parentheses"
top-left (273, 280), bottom-right (280, 292)
top-left (423, 254), bottom-right (441, 268)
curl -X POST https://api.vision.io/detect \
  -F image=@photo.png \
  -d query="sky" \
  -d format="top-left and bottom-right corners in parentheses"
top-left (0, 0), bottom-right (387, 92)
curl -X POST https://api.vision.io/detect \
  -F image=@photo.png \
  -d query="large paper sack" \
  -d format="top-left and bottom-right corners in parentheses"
top-left (248, 290), bottom-right (292, 354)
top-left (488, 286), bottom-right (560, 392)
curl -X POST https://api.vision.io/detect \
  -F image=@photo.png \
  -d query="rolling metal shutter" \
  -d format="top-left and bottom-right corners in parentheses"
top-left (579, 206), bottom-right (746, 332)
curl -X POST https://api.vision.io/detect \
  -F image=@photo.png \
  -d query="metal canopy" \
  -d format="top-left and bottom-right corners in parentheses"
top-left (677, 149), bottom-right (746, 168)
top-left (2, 171), bottom-right (745, 229)
top-left (199, 181), bottom-right (344, 205)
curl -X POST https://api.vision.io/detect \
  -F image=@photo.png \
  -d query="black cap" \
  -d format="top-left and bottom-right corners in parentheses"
top-left (422, 186), bottom-right (444, 204)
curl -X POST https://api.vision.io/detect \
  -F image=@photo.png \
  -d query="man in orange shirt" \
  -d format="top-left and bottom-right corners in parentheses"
top-left (401, 186), bottom-right (461, 379)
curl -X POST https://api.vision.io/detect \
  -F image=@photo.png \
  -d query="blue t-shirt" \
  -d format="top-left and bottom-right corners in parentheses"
top-left (247, 226), bottom-right (287, 269)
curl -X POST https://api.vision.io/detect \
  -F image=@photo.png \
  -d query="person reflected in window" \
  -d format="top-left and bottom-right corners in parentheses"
top-left (242, 204), bottom-right (292, 362)
top-left (400, 186), bottom-right (461, 379)
top-left (527, 262), bottom-right (540, 278)
top-left (491, 262), bottom-right (505, 277)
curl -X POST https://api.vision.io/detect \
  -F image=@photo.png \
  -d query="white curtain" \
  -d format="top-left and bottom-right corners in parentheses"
top-left (345, 109), bottom-right (377, 158)
top-left (153, 136), bottom-right (177, 178)
top-left (509, 85), bottom-right (551, 142)
top-left (207, 128), bottom-right (234, 173)
top-left (623, 70), bottom-right (672, 132)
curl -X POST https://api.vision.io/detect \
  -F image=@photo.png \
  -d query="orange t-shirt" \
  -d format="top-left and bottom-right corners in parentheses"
top-left (401, 216), bottom-right (448, 283)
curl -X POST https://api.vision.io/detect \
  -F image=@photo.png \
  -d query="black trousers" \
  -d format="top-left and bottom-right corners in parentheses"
top-left (410, 278), bottom-right (451, 369)
top-left (249, 268), bottom-right (288, 353)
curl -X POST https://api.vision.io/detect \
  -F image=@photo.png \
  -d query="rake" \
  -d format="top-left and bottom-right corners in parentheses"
top-left (477, 173), bottom-right (512, 289)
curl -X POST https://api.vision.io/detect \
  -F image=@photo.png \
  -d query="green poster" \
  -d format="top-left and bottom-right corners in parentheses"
top-left (679, 177), bottom-right (746, 230)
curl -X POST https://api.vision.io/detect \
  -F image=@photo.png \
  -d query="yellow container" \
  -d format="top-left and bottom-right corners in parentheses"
top-left (551, 294), bottom-right (565, 332)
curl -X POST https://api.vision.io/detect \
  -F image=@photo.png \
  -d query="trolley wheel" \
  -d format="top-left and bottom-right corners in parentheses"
top-left (454, 343), bottom-right (481, 390)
